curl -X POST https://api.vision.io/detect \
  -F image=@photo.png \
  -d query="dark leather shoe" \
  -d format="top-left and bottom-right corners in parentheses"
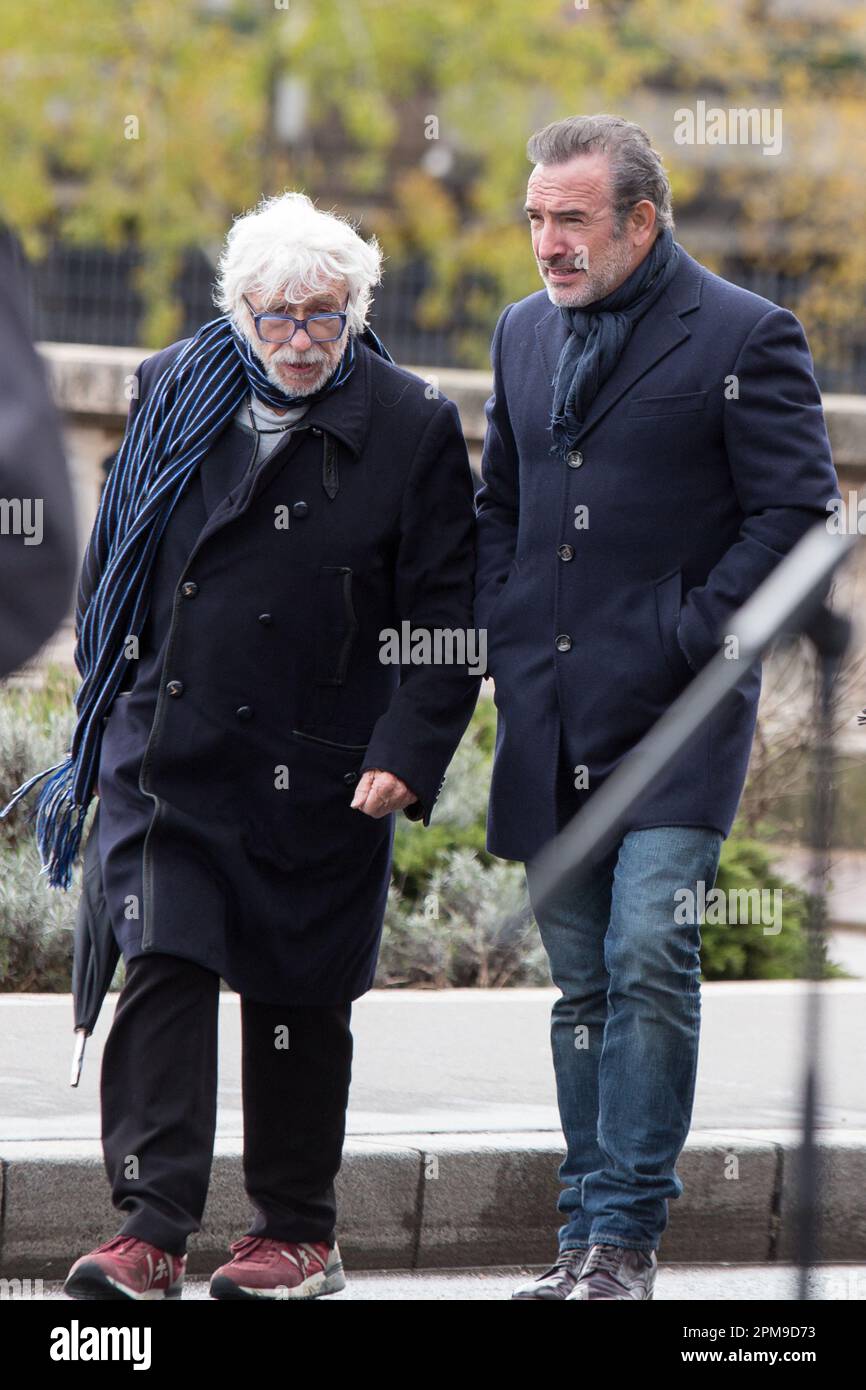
top-left (566, 1243), bottom-right (657, 1300)
top-left (512, 1248), bottom-right (588, 1299)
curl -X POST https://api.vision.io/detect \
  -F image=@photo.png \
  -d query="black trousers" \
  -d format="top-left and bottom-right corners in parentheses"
top-left (100, 952), bottom-right (353, 1257)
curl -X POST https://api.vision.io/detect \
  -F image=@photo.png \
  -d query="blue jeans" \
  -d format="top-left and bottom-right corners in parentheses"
top-left (525, 825), bottom-right (723, 1253)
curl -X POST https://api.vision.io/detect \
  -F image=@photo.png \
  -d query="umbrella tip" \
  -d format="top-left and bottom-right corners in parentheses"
top-left (70, 1028), bottom-right (88, 1087)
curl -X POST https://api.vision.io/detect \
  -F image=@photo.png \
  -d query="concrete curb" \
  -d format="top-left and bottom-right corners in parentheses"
top-left (1, 1129), bottom-right (864, 1278)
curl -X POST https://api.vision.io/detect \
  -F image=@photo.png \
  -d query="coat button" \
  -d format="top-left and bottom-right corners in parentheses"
top-left (310, 427), bottom-right (322, 437)
top-left (566, 450), bottom-right (584, 468)
top-left (258, 612), bottom-right (273, 625)
top-left (292, 501), bottom-right (309, 519)
top-left (343, 771), bottom-right (359, 786)
top-left (180, 580), bottom-right (198, 598)
top-left (166, 680), bottom-right (184, 697)
top-left (236, 705), bottom-right (254, 720)
top-left (557, 544), bottom-right (575, 561)
top-left (555, 634), bottom-right (572, 652)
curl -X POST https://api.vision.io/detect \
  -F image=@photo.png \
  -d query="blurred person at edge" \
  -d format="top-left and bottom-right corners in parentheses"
top-left (475, 115), bottom-right (839, 1302)
top-left (8, 192), bottom-right (479, 1300)
top-left (0, 228), bottom-right (77, 677)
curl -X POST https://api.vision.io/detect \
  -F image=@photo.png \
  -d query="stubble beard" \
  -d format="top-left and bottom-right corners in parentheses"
top-left (543, 229), bottom-right (636, 310)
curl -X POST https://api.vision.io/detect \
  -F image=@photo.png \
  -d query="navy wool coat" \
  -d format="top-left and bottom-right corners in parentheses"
top-left (475, 246), bottom-right (840, 863)
top-left (80, 335), bottom-right (480, 1005)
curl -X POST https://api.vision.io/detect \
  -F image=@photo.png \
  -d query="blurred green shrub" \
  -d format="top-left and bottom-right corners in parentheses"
top-left (0, 669), bottom-right (847, 991)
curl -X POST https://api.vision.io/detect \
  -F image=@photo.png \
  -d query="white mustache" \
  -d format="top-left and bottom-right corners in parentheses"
top-left (271, 346), bottom-right (330, 367)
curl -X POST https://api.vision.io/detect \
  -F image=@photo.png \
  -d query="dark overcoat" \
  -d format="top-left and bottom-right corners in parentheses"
top-left (475, 247), bottom-right (840, 863)
top-left (80, 334), bottom-right (480, 1005)
top-left (0, 229), bottom-right (77, 677)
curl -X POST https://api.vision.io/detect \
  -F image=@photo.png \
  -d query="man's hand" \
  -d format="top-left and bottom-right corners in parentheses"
top-left (351, 768), bottom-right (418, 818)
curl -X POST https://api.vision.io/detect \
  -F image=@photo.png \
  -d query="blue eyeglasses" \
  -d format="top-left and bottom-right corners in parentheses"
top-left (242, 293), bottom-right (350, 344)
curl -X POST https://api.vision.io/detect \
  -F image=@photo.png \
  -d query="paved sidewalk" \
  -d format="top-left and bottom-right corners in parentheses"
top-left (1, 982), bottom-right (864, 1275)
top-left (2, 978), bottom-right (864, 1139)
top-left (35, 1264), bottom-right (866, 1301)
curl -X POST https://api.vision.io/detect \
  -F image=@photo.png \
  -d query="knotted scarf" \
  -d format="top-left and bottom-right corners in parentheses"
top-left (549, 227), bottom-right (680, 459)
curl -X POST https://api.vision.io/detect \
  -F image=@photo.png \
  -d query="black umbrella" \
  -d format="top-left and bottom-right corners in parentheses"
top-left (70, 801), bottom-right (119, 1086)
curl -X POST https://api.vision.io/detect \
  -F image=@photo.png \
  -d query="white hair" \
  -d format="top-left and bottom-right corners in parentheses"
top-left (214, 191), bottom-right (384, 336)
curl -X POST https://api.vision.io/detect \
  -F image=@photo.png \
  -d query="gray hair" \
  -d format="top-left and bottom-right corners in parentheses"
top-left (214, 191), bottom-right (383, 336)
top-left (526, 114), bottom-right (674, 235)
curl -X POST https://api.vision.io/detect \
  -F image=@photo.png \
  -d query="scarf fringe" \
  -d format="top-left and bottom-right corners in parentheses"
top-left (1, 758), bottom-right (86, 890)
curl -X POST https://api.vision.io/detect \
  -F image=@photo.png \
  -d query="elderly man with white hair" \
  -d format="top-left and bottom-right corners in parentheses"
top-left (19, 191), bottom-right (480, 1300)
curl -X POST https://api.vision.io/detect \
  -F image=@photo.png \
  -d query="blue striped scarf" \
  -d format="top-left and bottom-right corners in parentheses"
top-left (1, 314), bottom-right (393, 889)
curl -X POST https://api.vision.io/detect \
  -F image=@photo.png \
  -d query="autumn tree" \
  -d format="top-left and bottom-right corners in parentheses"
top-left (1, 0), bottom-right (863, 361)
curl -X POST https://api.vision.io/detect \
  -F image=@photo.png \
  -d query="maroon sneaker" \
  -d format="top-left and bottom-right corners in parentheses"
top-left (209, 1236), bottom-right (346, 1300)
top-left (63, 1234), bottom-right (186, 1300)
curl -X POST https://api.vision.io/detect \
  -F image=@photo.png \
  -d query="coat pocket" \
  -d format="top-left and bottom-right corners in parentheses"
top-left (290, 728), bottom-right (369, 753)
top-left (626, 390), bottom-right (708, 418)
top-left (102, 689), bottom-right (133, 725)
top-left (315, 566), bottom-right (358, 686)
top-left (480, 559), bottom-right (520, 643)
top-left (253, 728), bottom-right (386, 873)
top-left (288, 728), bottom-right (371, 814)
top-left (653, 568), bottom-right (693, 684)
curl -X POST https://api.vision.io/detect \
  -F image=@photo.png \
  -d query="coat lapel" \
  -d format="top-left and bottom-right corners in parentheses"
top-left (534, 249), bottom-right (704, 442)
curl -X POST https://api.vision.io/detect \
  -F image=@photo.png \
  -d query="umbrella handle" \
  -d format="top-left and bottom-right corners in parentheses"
top-left (70, 1028), bottom-right (89, 1088)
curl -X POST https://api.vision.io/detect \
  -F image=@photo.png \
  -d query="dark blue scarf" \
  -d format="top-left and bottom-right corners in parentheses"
top-left (549, 227), bottom-right (680, 459)
top-left (2, 315), bottom-right (393, 888)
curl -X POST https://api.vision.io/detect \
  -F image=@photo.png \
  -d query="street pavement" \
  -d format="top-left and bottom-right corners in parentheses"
top-left (33, 1264), bottom-right (866, 1300)
top-left (4, 969), bottom-right (864, 1280)
top-left (2, 975), bottom-right (865, 1142)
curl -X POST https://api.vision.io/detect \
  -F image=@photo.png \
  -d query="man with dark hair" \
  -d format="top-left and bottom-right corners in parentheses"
top-left (475, 114), bottom-right (839, 1300)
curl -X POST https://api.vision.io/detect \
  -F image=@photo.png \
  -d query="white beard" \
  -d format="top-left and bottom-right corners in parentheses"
top-left (240, 324), bottom-right (338, 398)
top-left (263, 347), bottom-right (336, 397)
